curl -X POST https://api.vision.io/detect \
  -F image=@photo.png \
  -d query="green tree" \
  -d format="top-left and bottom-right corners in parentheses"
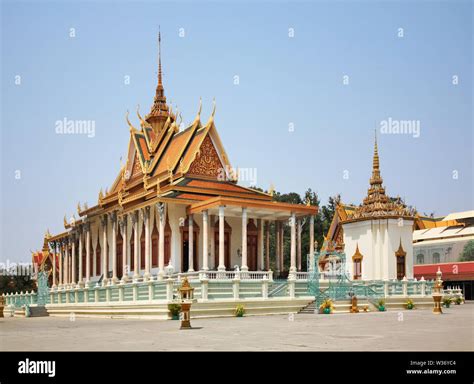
top-left (459, 240), bottom-right (474, 261)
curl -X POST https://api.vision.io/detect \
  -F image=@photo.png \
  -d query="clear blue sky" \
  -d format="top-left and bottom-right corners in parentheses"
top-left (1, 0), bottom-right (472, 263)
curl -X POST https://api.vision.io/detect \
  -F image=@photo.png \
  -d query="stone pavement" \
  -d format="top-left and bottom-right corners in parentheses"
top-left (1, 302), bottom-right (472, 351)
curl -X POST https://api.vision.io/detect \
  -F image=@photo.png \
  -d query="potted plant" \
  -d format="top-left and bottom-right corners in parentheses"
top-left (168, 303), bottom-right (181, 320)
top-left (405, 299), bottom-right (414, 310)
top-left (319, 299), bottom-right (334, 314)
top-left (455, 297), bottom-right (462, 305)
top-left (377, 299), bottom-right (386, 311)
top-left (234, 304), bottom-right (245, 317)
top-left (443, 297), bottom-right (452, 308)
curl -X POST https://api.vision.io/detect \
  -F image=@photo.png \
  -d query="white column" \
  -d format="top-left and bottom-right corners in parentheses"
top-left (120, 215), bottom-right (128, 282)
top-left (133, 211), bottom-right (139, 279)
top-left (259, 219), bottom-right (264, 270)
top-left (71, 235), bottom-right (76, 285)
top-left (158, 203), bottom-right (165, 277)
top-left (241, 207), bottom-right (248, 271)
top-left (188, 214), bottom-right (194, 272)
top-left (265, 222), bottom-right (270, 270)
top-left (218, 206), bottom-right (225, 271)
top-left (275, 221), bottom-right (280, 273)
top-left (52, 242), bottom-right (57, 288)
top-left (78, 229), bottom-right (83, 285)
top-left (297, 218), bottom-right (302, 271)
top-left (309, 215), bottom-right (315, 271)
top-left (210, 215), bottom-right (215, 269)
top-left (85, 223), bottom-right (91, 284)
top-left (59, 243), bottom-right (63, 286)
top-left (101, 215), bottom-right (108, 285)
top-left (111, 212), bottom-right (118, 284)
top-left (202, 210), bottom-right (209, 271)
top-left (144, 207), bottom-right (151, 280)
top-left (290, 213), bottom-right (296, 274)
top-left (280, 223), bottom-right (285, 272)
top-left (64, 240), bottom-right (69, 285)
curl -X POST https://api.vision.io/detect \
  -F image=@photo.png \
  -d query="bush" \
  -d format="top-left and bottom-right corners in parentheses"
top-left (168, 303), bottom-right (181, 317)
top-left (405, 299), bottom-right (414, 310)
top-left (319, 299), bottom-right (334, 314)
top-left (234, 304), bottom-right (245, 317)
top-left (443, 297), bottom-right (452, 308)
top-left (455, 297), bottom-right (462, 305)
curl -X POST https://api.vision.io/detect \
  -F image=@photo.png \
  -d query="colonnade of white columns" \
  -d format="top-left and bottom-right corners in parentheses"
top-left (52, 203), bottom-right (317, 288)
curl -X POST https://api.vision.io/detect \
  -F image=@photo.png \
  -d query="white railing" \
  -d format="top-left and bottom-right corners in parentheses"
top-left (200, 270), bottom-right (273, 281)
top-left (295, 272), bottom-right (309, 280)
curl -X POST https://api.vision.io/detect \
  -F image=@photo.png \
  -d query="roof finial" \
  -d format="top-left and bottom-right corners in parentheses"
top-left (372, 128), bottom-right (380, 173)
top-left (158, 26), bottom-right (162, 87)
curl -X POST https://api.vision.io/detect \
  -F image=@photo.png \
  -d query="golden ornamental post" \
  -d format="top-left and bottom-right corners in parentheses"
top-left (178, 277), bottom-right (195, 329)
top-left (432, 267), bottom-right (443, 315)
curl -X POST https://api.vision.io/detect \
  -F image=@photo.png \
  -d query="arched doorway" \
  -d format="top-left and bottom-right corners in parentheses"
top-left (214, 219), bottom-right (231, 269)
top-left (247, 219), bottom-right (258, 271)
top-left (181, 218), bottom-right (199, 272)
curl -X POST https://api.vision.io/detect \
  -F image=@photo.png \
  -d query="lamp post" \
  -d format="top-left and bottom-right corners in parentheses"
top-left (178, 277), bottom-right (195, 329)
top-left (432, 268), bottom-right (443, 315)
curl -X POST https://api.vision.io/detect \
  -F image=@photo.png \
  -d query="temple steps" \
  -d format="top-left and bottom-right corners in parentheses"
top-left (44, 297), bottom-right (314, 320)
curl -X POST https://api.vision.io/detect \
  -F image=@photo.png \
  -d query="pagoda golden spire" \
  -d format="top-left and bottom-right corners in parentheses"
top-left (146, 27), bottom-right (170, 133)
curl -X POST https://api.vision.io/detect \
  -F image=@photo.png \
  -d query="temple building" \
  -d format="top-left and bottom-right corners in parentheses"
top-left (42, 33), bottom-right (317, 289)
top-left (322, 134), bottom-right (416, 281)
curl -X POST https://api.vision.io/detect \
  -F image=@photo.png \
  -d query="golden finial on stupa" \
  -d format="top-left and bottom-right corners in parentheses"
top-left (77, 202), bottom-right (82, 214)
top-left (63, 215), bottom-right (68, 227)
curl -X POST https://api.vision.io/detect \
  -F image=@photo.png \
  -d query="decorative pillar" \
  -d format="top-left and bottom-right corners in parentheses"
top-left (78, 227), bottom-right (83, 286)
top-left (297, 218), bottom-right (302, 271)
top-left (59, 241), bottom-right (63, 287)
top-left (157, 203), bottom-right (165, 278)
top-left (309, 216), bottom-right (315, 271)
top-left (52, 241), bottom-right (57, 288)
top-left (64, 239), bottom-right (69, 285)
top-left (100, 215), bottom-right (108, 285)
top-left (218, 205), bottom-right (225, 271)
top-left (275, 221), bottom-right (280, 273)
top-left (280, 222), bottom-right (285, 272)
top-left (258, 219), bottom-right (264, 271)
top-left (202, 210), bottom-right (209, 271)
top-left (143, 207), bottom-right (151, 280)
top-left (132, 211), bottom-right (139, 279)
top-left (241, 207), bottom-right (248, 271)
top-left (71, 234), bottom-right (76, 285)
top-left (265, 221), bottom-right (270, 271)
top-left (119, 214), bottom-right (128, 282)
top-left (290, 213), bottom-right (296, 275)
top-left (85, 222), bottom-right (91, 284)
top-left (111, 211), bottom-right (118, 284)
top-left (188, 214), bottom-right (194, 272)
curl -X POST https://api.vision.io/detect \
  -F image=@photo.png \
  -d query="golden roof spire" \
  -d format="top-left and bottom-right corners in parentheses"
top-left (158, 26), bottom-right (163, 88)
top-left (350, 132), bottom-right (413, 220)
top-left (146, 28), bottom-right (170, 132)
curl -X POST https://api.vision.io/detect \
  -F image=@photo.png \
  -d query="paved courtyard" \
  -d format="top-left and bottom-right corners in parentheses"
top-left (1, 303), bottom-right (473, 351)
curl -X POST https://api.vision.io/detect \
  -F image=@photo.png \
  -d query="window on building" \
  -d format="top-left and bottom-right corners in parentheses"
top-left (417, 254), bottom-right (424, 264)
top-left (353, 259), bottom-right (362, 280)
top-left (352, 244), bottom-right (363, 280)
top-left (397, 256), bottom-right (405, 280)
top-left (432, 252), bottom-right (440, 264)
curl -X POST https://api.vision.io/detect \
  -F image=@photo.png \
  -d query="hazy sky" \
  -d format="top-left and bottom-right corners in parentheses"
top-left (1, 0), bottom-right (472, 263)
